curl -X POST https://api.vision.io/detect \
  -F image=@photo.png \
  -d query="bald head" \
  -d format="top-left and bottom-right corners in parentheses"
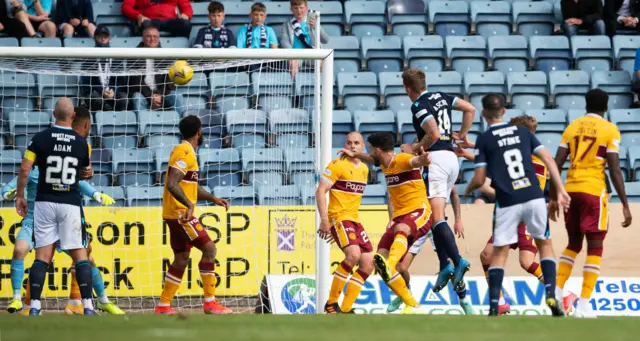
top-left (54, 98), bottom-right (76, 122)
top-left (344, 132), bottom-right (365, 155)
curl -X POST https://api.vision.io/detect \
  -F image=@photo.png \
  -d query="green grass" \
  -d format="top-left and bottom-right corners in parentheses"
top-left (1, 315), bottom-right (639, 341)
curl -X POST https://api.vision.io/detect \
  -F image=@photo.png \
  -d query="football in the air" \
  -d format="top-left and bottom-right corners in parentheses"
top-left (168, 60), bottom-right (194, 86)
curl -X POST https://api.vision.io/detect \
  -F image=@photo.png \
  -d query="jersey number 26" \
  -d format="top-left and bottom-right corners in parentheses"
top-left (45, 155), bottom-right (78, 185)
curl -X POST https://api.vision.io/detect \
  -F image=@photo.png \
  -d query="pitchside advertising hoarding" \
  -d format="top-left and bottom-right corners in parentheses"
top-left (267, 275), bottom-right (640, 316)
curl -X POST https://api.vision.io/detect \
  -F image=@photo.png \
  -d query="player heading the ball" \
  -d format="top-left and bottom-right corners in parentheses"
top-left (156, 115), bottom-right (231, 315)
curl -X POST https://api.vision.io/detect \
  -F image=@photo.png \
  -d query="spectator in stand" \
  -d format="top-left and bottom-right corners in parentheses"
top-left (237, 2), bottom-right (278, 49)
top-left (83, 25), bottom-right (128, 112)
top-left (605, 0), bottom-right (640, 36)
top-left (0, 0), bottom-right (30, 37)
top-left (129, 24), bottom-right (185, 114)
top-left (121, 0), bottom-right (192, 38)
top-left (192, 1), bottom-right (235, 49)
top-left (55, 0), bottom-right (96, 38)
top-left (10, 0), bottom-right (56, 37)
top-left (280, 0), bottom-right (329, 77)
top-left (561, 0), bottom-right (606, 36)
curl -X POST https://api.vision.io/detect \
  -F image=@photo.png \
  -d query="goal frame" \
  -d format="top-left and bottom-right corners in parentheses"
top-left (0, 46), bottom-right (334, 314)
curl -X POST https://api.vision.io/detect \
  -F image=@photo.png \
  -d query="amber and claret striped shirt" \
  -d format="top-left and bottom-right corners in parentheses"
top-left (322, 157), bottom-right (369, 224)
top-left (382, 153), bottom-right (431, 219)
top-left (163, 141), bottom-right (199, 219)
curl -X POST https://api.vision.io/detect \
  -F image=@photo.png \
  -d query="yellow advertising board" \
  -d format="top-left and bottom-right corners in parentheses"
top-left (0, 206), bottom-right (390, 298)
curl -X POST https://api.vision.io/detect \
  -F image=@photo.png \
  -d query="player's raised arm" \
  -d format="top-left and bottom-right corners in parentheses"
top-left (197, 186), bottom-right (230, 211)
top-left (452, 98), bottom-right (476, 140)
top-left (605, 130), bottom-right (632, 227)
top-left (409, 146), bottom-right (432, 168)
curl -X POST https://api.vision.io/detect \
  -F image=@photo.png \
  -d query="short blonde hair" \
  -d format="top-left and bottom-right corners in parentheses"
top-left (510, 115), bottom-right (538, 133)
top-left (402, 68), bottom-right (426, 93)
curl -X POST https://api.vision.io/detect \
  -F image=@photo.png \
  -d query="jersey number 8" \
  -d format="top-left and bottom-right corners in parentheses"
top-left (504, 149), bottom-right (525, 179)
top-left (45, 155), bottom-right (78, 185)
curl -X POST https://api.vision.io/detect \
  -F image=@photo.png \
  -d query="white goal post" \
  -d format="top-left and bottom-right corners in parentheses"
top-left (0, 46), bottom-right (333, 314)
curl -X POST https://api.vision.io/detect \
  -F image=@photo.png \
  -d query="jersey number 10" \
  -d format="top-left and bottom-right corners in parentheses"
top-left (45, 155), bottom-right (78, 185)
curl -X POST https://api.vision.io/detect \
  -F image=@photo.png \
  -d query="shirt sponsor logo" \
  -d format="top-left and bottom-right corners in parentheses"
top-left (332, 180), bottom-right (366, 194)
top-left (176, 160), bottom-right (187, 169)
top-left (385, 169), bottom-right (421, 187)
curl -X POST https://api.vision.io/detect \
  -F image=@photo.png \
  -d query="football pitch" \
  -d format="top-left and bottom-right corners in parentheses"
top-left (1, 315), bottom-right (639, 341)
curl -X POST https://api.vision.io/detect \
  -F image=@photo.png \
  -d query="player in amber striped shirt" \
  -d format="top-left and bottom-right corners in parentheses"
top-left (155, 115), bottom-right (232, 315)
top-left (341, 132), bottom-right (433, 314)
top-left (456, 115), bottom-right (547, 315)
top-left (550, 89), bottom-right (632, 318)
top-left (317, 132), bottom-right (374, 314)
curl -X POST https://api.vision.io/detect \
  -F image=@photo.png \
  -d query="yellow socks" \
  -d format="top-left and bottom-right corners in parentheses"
top-left (328, 261), bottom-right (352, 305)
top-left (159, 266), bottom-right (184, 306)
top-left (199, 261), bottom-right (216, 302)
top-left (69, 266), bottom-right (81, 300)
top-left (557, 248), bottom-right (578, 290)
top-left (341, 269), bottom-right (369, 312)
top-left (387, 232), bottom-right (408, 269)
top-left (387, 272), bottom-right (418, 307)
top-left (582, 254), bottom-right (602, 300)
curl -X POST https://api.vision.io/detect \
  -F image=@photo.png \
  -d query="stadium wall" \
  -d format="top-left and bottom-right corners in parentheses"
top-left (1, 204), bottom-right (637, 299)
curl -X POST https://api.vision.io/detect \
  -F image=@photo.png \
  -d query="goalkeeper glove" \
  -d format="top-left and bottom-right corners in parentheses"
top-left (93, 192), bottom-right (115, 206)
top-left (3, 188), bottom-right (17, 201)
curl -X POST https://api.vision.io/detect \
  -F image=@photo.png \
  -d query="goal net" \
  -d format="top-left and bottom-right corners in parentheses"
top-left (0, 47), bottom-right (334, 314)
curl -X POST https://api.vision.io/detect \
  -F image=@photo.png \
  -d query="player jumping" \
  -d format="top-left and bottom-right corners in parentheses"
top-left (342, 132), bottom-right (433, 314)
top-left (402, 68), bottom-right (475, 292)
top-left (464, 94), bottom-right (569, 317)
top-left (456, 115), bottom-right (547, 315)
top-left (550, 89), bottom-right (632, 318)
top-left (317, 132), bottom-right (374, 314)
top-left (16, 98), bottom-right (95, 315)
top-left (156, 115), bottom-right (232, 315)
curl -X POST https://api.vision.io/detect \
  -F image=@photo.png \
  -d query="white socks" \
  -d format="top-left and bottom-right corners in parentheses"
top-left (97, 296), bottom-right (109, 304)
top-left (31, 299), bottom-right (41, 310)
top-left (82, 298), bottom-right (94, 310)
top-left (204, 296), bottom-right (216, 303)
top-left (555, 287), bottom-right (564, 300)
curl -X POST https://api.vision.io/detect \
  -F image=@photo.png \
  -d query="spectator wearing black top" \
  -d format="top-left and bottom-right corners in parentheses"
top-left (605, 0), bottom-right (640, 36)
top-left (0, 0), bottom-right (30, 37)
top-left (562, 0), bottom-right (606, 37)
top-left (192, 1), bottom-right (236, 49)
top-left (55, 0), bottom-right (96, 38)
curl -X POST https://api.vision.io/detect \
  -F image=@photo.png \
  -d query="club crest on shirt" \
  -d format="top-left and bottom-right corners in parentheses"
top-left (176, 160), bottom-right (187, 169)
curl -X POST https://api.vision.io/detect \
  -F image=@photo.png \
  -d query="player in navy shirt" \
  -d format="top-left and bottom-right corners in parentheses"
top-left (15, 98), bottom-right (96, 316)
top-left (402, 68), bottom-right (476, 293)
top-left (464, 94), bottom-right (570, 317)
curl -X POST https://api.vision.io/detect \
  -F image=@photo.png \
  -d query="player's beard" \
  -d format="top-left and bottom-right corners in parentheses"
top-left (198, 134), bottom-right (204, 147)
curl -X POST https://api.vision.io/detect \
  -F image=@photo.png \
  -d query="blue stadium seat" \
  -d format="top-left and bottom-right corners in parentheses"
top-left (95, 111), bottom-right (137, 136)
top-left (103, 135), bottom-right (138, 150)
top-left (507, 71), bottom-right (548, 111)
top-left (0, 150), bottom-right (21, 174)
top-left (252, 72), bottom-right (294, 112)
top-left (308, 1), bottom-right (344, 36)
top-left (226, 109), bottom-right (267, 149)
top-left (483, 109), bottom-right (523, 130)
top-left (63, 37), bottom-right (94, 48)
top-left (529, 36), bottom-right (571, 73)
top-left (292, 172), bottom-right (315, 186)
top-left (265, 1), bottom-right (293, 27)
top-left (337, 72), bottom-right (379, 112)
top-left (127, 186), bottom-right (163, 207)
top-left (147, 135), bottom-right (180, 150)
top-left (451, 109), bottom-right (482, 140)
top-left (93, 3), bottom-right (133, 37)
top-left (191, 109), bottom-right (224, 148)
top-left (174, 72), bottom-right (210, 110)
top-left (525, 109), bottom-right (566, 133)
top-left (0, 37), bottom-right (18, 47)
top-left (222, 2), bottom-right (253, 33)
top-left (86, 174), bottom-right (111, 187)
top-left (489, 36), bottom-right (529, 74)
top-left (21, 37), bottom-right (61, 47)
top-left (159, 37), bottom-right (189, 49)
top-left (37, 75), bottom-right (80, 101)
top-left (344, 1), bottom-right (386, 38)
top-left (112, 148), bottom-right (153, 174)
top-left (117, 173), bottom-right (155, 187)
top-left (362, 184), bottom-right (387, 205)
top-left (0, 71), bottom-right (37, 111)
top-left (471, 1), bottom-right (512, 39)
top-left (387, 0), bottom-right (428, 37)
top-left (455, 183), bottom-right (476, 204)
top-left (301, 184), bottom-right (316, 205)
top-left (571, 36), bottom-right (613, 73)
top-left (199, 148), bottom-right (242, 188)
top-left (379, 72), bottom-right (412, 112)
top-left (428, 1), bottom-right (470, 37)
top-left (536, 132), bottom-right (563, 155)
top-left (7, 111), bottom-right (50, 135)
top-left (13, 134), bottom-right (34, 154)
top-left (109, 37), bottom-right (138, 48)
top-left (591, 71), bottom-right (634, 110)
top-left (403, 36), bottom-right (446, 72)
top-left (354, 110), bottom-right (396, 143)
top-left (446, 36), bottom-right (487, 73)
top-left (332, 110), bottom-right (353, 147)
top-left (210, 72), bottom-right (251, 114)
top-left (628, 145), bottom-right (640, 176)
top-left (613, 36), bottom-right (640, 79)
top-left (214, 186), bottom-right (256, 206)
top-left (138, 110), bottom-right (181, 146)
top-left (610, 109), bottom-right (640, 133)
top-left (85, 186), bottom-right (125, 207)
top-left (191, 2), bottom-right (210, 25)
top-left (512, 1), bottom-right (555, 38)
top-left (464, 71), bottom-right (506, 111)
top-left (362, 36), bottom-right (403, 74)
top-left (294, 72), bottom-right (316, 109)
top-left (284, 148), bottom-right (315, 173)
top-left (154, 146), bottom-right (173, 174)
top-left (426, 71), bottom-right (464, 97)
top-left (270, 109), bottom-right (311, 148)
top-left (567, 109), bottom-right (585, 124)
top-left (624, 182), bottom-right (640, 203)
top-left (91, 148), bottom-right (112, 174)
top-left (242, 148), bottom-right (286, 174)
top-left (621, 133), bottom-right (640, 163)
top-left (325, 36), bottom-right (361, 76)
top-left (258, 185), bottom-right (302, 205)
top-left (251, 172), bottom-right (284, 187)
top-left (549, 70), bottom-right (590, 111)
